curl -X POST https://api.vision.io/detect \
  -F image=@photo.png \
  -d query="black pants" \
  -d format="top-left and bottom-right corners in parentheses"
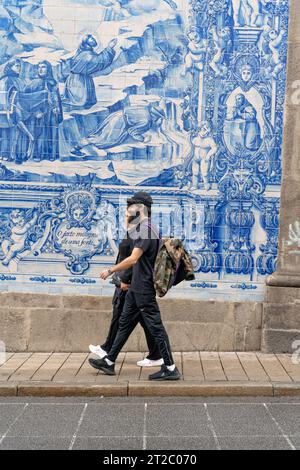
top-left (107, 290), bottom-right (174, 367)
top-left (102, 288), bottom-right (161, 360)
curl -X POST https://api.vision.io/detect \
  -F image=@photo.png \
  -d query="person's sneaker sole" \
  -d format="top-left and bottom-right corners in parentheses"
top-left (137, 360), bottom-right (164, 368)
top-left (89, 346), bottom-right (107, 359)
top-left (88, 359), bottom-right (116, 376)
top-left (149, 374), bottom-right (181, 381)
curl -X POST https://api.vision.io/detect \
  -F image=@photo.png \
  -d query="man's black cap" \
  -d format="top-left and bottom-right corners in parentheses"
top-left (127, 191), bottom-right (153, 209)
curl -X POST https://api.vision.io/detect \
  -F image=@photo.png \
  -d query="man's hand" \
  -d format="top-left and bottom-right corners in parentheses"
top-left (100, 270), bottom-right (111, 280)
top-left (120, 282), bottom-right (130, 291)
top-left (102, 248), bottom-right (143, 278)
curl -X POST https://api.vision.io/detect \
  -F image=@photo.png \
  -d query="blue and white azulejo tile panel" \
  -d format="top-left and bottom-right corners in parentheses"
top-left (0, 0), bottom-right (290, 300)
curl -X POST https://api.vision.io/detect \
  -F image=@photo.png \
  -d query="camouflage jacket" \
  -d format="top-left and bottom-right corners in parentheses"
top-left (154, 238), bottom-right (195, 298)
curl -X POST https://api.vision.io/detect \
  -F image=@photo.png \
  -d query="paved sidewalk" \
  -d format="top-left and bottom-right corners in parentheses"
top-left (1, 352), bottom-right (300, 397)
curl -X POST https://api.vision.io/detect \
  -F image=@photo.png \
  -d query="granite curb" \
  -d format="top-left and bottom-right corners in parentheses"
top-left (1, 381), bottom-right (300, 397)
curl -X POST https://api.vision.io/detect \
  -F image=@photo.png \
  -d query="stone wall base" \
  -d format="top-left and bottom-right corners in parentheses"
top-left (262, 286), bottom-right (300, 353)
top-left (0, 293), bottom-right (263, 352)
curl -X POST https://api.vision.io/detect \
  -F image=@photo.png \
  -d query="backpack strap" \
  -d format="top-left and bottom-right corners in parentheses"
top-left (146, 222), bottom-right (162, 255)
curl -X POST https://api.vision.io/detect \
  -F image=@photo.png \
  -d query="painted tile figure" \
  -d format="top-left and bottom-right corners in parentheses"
top-left (71, 104), bottom-right (165, 155)
top-left (0, 59), bottom-right (34, 163)
top-left (226, 94), bottom-right (261, 152)
top-left (191, 122), bottom-right (218, 191)
top-left (62, 35), bottom-right (117, 111)
top-left (0, 60), bottom-right (24, 107)
top-left (183, 27), bottom-right (207, 75)
top-left (209, 26), bottom-right (232, 77)
top-left (1, 209), bottom-right (38, 267)
top-left (232, 0), bottom-right (261, 27)
top-left (24, 61), bottom-right (63, 162)
top-left (260, 28), bottom-right (287, 78)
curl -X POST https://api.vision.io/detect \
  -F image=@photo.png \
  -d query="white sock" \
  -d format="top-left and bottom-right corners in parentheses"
top-left (167, 364), bottom-right (176, 372)
top-left (105, 358), bottom-right (114, 366)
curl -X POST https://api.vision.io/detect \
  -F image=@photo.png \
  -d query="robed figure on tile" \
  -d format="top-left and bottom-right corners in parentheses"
top-left (62, 35), bottom-right (117, 111)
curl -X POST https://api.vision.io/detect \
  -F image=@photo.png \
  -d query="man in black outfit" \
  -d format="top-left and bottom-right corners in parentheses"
top-left (89, 235), bottom-right (163, 367)
top-left (89, 191), bottom-right (180, 381)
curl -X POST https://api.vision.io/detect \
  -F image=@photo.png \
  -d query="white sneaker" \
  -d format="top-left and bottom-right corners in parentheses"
top-left (137, 358), bottom-right (164, 367)
top-left (89, 345), bottom-right (107, 359)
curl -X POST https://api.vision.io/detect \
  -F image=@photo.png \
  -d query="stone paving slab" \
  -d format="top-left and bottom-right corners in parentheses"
top-left (0, 352), bottom-right (299, 396)
top-left (0, 353), bottom-right (33, 382)
top-left (118, 353), bottom-right (141, 382)
top-left (73, 353), bottom-right (97, 383)
top-left (256, 353), bottom-right (292, 383)
top-left (219, 353), bottom-right (249, 382)
top-left (200, 352), bottom-right (227, 381)
top-left (33, 353), bottom-right (71, 382)
top-left (237, 352), bottom-right (269, 382)
top-left (51, 353), bottom-right (87, 382)
top-left (8, 353), bottom-right (52, 382)
top-left (182, 352), bottom-right (204, 381)
top-left (276, 354), bottom-right (300, 382)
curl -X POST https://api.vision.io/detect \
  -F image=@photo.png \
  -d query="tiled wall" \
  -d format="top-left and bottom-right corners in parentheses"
top-left (0, 0), bottom-right (289, 300)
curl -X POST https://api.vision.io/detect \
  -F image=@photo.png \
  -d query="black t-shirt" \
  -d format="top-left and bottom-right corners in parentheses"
top-left (117, 236), bottom-right (133, 263)
top-left (129, 220), bottom-right (159, 294)
top-left (116, 236), bottom-right (134, 284)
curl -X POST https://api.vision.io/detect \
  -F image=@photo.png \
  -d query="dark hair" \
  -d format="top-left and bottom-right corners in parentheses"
top-left (127, 191), bottom-right (153, 208)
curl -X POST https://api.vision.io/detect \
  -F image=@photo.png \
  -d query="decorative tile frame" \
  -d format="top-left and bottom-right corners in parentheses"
top-left (0, 0), bottom-right (289, 300)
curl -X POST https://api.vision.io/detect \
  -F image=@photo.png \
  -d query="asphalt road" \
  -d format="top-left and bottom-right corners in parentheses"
top-left (0, 397), bottom-right (299, 450)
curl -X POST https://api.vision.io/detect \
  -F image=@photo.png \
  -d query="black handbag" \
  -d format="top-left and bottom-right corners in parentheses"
top-left (110, 273), bottom-right (122, 288)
